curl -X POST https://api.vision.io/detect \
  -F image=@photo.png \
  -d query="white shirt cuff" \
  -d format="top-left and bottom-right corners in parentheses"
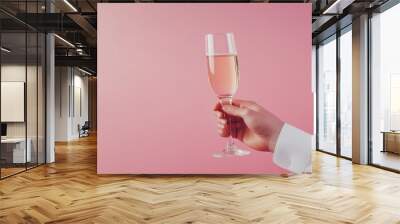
top-left (272, 123), bottom-right (312, 174)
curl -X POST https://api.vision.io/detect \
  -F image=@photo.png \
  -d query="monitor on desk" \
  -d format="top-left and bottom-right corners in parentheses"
top-left (1, 123), bottom-right (7, 138)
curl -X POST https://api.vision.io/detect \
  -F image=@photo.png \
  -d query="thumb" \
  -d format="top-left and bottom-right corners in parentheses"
top-left (222, 105), bottom-right (248, 117)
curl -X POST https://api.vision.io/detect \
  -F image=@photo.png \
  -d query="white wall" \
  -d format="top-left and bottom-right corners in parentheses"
top-left (55, 67), bottom-right (89, 141)
top-left (71, 73), bottom-right (89, 138)
top-left (1, 65), bottom-right (42, 137)
top-left (55, 67), bottom-right (70, 141)
top-left (1, 66), bottom-right (26, 139)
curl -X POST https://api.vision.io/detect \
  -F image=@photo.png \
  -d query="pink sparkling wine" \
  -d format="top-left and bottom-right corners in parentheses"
top-left (207, 54), bottom-right (239, 99)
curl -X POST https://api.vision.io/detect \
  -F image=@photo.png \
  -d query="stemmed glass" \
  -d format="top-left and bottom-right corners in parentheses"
top-left (206, 32), bottom-right (251, 158)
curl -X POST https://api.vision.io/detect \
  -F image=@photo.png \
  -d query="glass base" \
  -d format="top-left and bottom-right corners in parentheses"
top-left (212, 147), bottom-right (251, 158)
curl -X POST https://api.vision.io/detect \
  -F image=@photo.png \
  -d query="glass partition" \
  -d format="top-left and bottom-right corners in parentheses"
top-left (27, 31), bottom-right (38, 169)
top-left (0, 1), bottom-right (46, 179)
top-left (0, 31), bottom-right (28, 177)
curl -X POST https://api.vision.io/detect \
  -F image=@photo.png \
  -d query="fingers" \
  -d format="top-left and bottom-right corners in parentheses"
top-left (217, 118), bottom-right (229, 137)
top-left (215, 116), bottom-right (243, 138)
top-left (222, 105), bottom-right (249, 117)
top-left (214, 110), bottom-right (226, 135)
top-left (213, 102), bottom-right (223, 112)
top-left (215, 100), bottom-right (263, 114)
top-left (232, 99), bottom-right (264, 112)
top-left (213, 102), bottom-right (246, 139)
top-left (214, 110), bottom-right (223, 119)
top-left (232, 99), bottom-right (254, 107)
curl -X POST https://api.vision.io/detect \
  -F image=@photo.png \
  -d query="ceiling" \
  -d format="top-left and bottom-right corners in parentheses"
top-left (0, 0), bottom-right (391, 75)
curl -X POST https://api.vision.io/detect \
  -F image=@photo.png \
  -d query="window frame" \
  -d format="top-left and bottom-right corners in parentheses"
top-left (315, 24), bottom-right (353, 160)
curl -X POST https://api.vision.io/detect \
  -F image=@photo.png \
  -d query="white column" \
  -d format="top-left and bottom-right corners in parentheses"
top-left (352, 14), bottom-right (369, 164)
top-left (46, 33), bottom-right (55, 163)
top-left (45, 0), bottom-right (56, 163)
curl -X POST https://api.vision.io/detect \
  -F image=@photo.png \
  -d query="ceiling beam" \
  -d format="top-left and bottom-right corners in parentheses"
top-left (55, 55), bottom-right (96, 69)
top-left (322, 0), bottom-right (356, 14)
top-left (67, 13), bottom-right (97, 39)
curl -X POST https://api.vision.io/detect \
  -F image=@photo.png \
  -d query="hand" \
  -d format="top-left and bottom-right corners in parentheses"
top-left (214, 99), bottom-right (284, 152)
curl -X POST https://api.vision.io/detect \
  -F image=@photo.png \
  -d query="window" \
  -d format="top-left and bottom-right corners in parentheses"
top-left (370, 3), bottom-right (400, 171)
top-left (318, 36), bottom-right (337, 154)
top-left (316, 26), bottom-right (353, 159)
top-left (390, 74), bottom-right (400, 130)
top-left (339, 28), bottom-right (352, 158)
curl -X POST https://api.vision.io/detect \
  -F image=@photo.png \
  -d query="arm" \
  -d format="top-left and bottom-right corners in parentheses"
top-left (272, 123), bottom-right (312, 174)
top-left (214, 99), bottom-right (312, 174)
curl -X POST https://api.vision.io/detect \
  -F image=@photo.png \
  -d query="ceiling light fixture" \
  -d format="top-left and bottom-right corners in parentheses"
top-left (78, 67), bottom-right (93, 76)
top-left (76, 48), bottom-right (85, 56)
top-left (63, 0), bottom-right (78, 12)
top-left (1, 47), bottom-right (11, 53)
top-left (54, 34), bottom-right (75, 48)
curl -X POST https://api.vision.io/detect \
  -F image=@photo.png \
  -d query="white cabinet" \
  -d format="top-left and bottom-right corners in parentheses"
top-left (1, 138), bottom-right (32, 163)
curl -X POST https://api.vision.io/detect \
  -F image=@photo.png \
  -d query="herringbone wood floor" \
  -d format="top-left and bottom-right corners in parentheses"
top-left (1, 134), bottom-right (400, 224)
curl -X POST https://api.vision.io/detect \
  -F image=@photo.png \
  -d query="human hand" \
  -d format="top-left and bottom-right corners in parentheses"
top-left (214, 100), bottom-right (284, 152)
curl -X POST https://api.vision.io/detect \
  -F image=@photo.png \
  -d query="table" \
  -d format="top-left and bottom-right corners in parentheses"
top-left (1, 138), bottom-right (32, 164)
top-left (382, 131), bottom-right (400, 154)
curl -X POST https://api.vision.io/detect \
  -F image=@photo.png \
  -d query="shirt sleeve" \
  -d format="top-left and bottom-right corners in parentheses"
top-left (272, 123), bottom-right (312, 174)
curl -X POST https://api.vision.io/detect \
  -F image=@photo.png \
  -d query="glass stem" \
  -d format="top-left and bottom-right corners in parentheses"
top-left (220, 97), bottom-right (235, 154)
top-left (227, 116), bottom-right (235, 153)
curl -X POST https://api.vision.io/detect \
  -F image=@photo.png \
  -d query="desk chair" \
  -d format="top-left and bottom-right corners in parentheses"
top-left (79, 121), bottom-right (90, 138)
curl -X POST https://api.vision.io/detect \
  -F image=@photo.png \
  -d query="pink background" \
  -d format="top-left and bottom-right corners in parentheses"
top-left (97, 3), bottom-right (312, 174)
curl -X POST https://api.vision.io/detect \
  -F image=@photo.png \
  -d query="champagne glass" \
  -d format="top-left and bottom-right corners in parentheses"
top-left (205, 32), bottom-right (251, 158)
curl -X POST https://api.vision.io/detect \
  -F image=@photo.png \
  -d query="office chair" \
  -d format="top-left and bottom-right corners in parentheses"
top-left (79, 121), bottom-right (90, 138)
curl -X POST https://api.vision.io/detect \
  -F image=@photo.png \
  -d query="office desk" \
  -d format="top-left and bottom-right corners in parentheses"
top-left (1, 138), bottom-right (32, 164)
top-left (382, 131), bottom-right (400, 154)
